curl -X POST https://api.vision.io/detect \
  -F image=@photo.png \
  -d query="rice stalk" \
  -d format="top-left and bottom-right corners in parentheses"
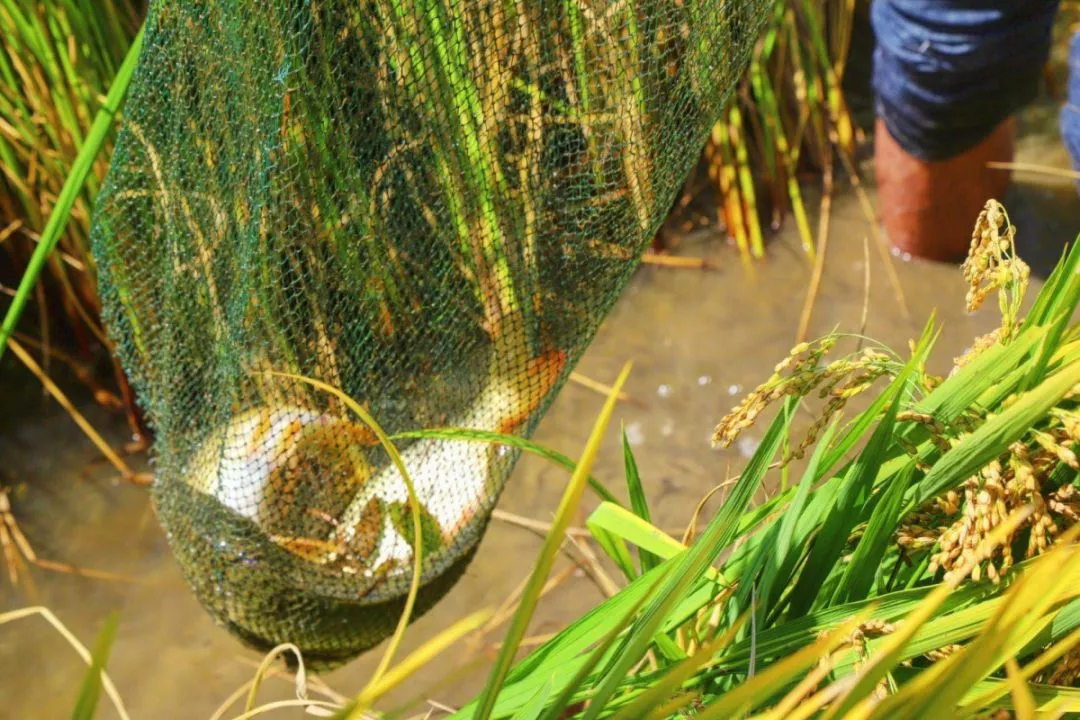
top-left (0, 0), bottom-right (142, 408)
top-left (473, 361), bottom-right (632, 720)
top-left (695, 0), bottom-right (862, 267)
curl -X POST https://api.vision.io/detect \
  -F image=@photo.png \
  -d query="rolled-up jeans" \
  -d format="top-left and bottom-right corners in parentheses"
top-left (1064, 32), bottom-right (1080, 170)
top-left (871, 0), bottom-right (1066, 163)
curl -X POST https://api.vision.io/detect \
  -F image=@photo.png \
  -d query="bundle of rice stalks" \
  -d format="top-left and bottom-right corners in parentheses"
top-left (0, 1), bottom-right (143, 424)
top-left (653, 0), bottom-right (864, 265)
top-left (701, 0), bottom-right (859, 262)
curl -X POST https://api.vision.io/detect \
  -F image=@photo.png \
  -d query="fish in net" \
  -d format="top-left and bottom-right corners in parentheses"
top-left (89, 0), bottom-right (769, 668)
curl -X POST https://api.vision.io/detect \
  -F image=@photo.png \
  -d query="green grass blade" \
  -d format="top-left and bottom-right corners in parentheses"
top-left (1014, 596), bottom-right (1080, 659)
top-left (580, 396), bottom-right (798, 719)
top-left (588, 522), bottom-right (638, 582)
top-left (538, 566), bottom-right (671, 720)
top-left (0, 23), bottom-right (144, 361)
top-left (473, 363), bottom-right (633, 720)
top-left (834, 593), bottom-right (1080, 683)
top-left (513, 681), bottom-right (554, 720)
top-left (450, 560), bottom-right (686, 718)
top-left (622, 427), bottom-right (659, 572)
top-left (714, 579), bottom-right (1001, 675)
top-left (775, 417), bottom-right (837, 568)
top-left (833, 461), bottom-right (916, 605)
top-left (786, 390), bottom-right (903, 618)
top-left (754, 418), bottom-right (839, 619)
top-left (958, 622), bottom-right (1080, 715)
top-left (913, 328), bottom-right (1045, 423)
top-left (71, 612), bottom-right (119, 720)
top-left (824, 511), bottom-right (1036, 720)
top-left (956, 676), bottom-right (1080, 716)
top-left (586, 503), bottom-right (724, 584)
top-left (820, 317), bottom-right (938, 471)
top-left (696, 613), bottom-right (872, 720)
top-left (1021, 240), bottom-right (1080, 332)
top-left (1022, 247), bottom-right (1080, 389)
top-left (905, 540), bottom-right (1080, 719)
top-left (610, 612), bottom-right (750, 720)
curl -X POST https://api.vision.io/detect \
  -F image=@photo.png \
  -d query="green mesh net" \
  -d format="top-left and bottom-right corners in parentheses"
top-left (89, 0), bottom-right (767, 668)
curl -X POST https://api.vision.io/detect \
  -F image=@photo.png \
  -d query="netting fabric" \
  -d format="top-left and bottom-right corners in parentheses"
top-left (90, 0), bottom-right (767, 668)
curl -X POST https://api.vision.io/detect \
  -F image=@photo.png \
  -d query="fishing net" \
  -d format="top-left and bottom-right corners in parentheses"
top-left (90, 0), bottom-right (769, 668)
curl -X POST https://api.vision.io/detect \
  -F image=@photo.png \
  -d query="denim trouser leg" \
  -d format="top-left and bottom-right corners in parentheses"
top-left (1062, 32), bottom-right (1080, 172)
top-left (872, 0), bottom-right (1059, 162)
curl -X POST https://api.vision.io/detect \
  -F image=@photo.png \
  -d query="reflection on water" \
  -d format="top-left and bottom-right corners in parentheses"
top-left (3, 106), bottom-right (1079, 720)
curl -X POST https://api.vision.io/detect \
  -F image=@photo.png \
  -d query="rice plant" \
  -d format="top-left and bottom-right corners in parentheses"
top-left (686, 0), bottom-right (861, 263)
top-left (454, 200), bottom-right (1080, 718)
top-left (8, 199), bottom-right (1080, 718)
top-left (440, 201), bottom-right (1080, 718)
top-left (0, 0), bottom-right (144, 431)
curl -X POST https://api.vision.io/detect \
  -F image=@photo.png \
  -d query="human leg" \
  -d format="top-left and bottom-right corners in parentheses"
top-left (1061, 31), bottom-right (1080, 174)
top-left (872, 0), bottom-right (1059, 261)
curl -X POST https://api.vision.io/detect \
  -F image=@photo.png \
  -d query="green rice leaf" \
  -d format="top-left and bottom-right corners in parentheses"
top-left (473, 363), bottom-right (633, 720)
top-left (908, 360), bottom-right (1080, 508)
top-left (585, 503), bottom-right (725, 583)
top-left (786, 391), bottom-right (903, 618)
top-left (912, 328), bottom-right (1045, 424)
top-left (960, 621), bottom-right (1080, 715)
top-left (1022, 242), bottom-right (1080, 389)
top-left (755, 418), bottom-right (839, 621)
top-left (513, 680), bottom-right (554, 720)
top-left (71, 612), bottom-right (120, 720)
top-left (1020, 240), bottom-right (1080, 332)
top-left (713, 576), bottom-right (1004, 675)
top-left (609, 612), bottom-right (749, 720)
top-left (1015, 597), bottom-right (1080, 659)
top-left (959, 676), bottom-right (1080, 716)
top-left (827, 512), bottom-right (1041, 719)
top-left (449, 559), bottom-right (687, 718)
top-left (906, 540), bottom-right (1080, 719)
top-left (695, 613), bottom-right (872, 720)
top-left (833, 461), bottom-right (917, 606)
top-left (623, 427), bottom-right (660, 572)
top-left (579, 396), bottom-right (798, 719)
top-left (588, 522), bottom-right (638, 582)
top-left (538, 565), bottom-right (672, 720)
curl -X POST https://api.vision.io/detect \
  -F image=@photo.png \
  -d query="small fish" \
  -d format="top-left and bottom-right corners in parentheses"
top-left (185, 318), bottom-right (567, 597)
top-left (186, 405), bottom-right (376, 541)
top-left (338, 345), bottom-right (567, 585)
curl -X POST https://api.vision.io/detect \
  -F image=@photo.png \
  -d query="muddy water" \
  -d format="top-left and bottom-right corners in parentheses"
top-left (3, 107), bottom-right (1080, 720)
